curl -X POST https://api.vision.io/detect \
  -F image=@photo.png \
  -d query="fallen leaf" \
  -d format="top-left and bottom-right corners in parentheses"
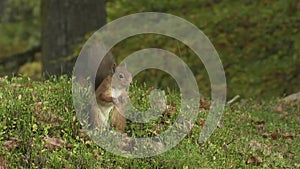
top-left (8, 137), bottom-right (18, 141)
top-left (43, 137), bottom-right (64, 147)
top-left (34, 108), bottom-right (63, 127)
top-left (36, 102), bottom-right (42, 110)
top-left (195, 118), bottom-right (206, 127)
top-left (262, 132), bottom-right (280, 140)
top-left (254, 120), bottom-right (265, 125)
top-left (43, 137), bottom-right (64, 151)
top-left (145, 87), bottom-right (155, 95)
top-left (217, 121), bottom-right (223, 128)
top-left (246, 155), bottom-right (263, 166)
top-left (3, 137), bottom-right (20, 150)
top-left (65, 143), bottom-right (73, 149)
top-left (282, 133), bottom-right (296, 139)
top-left (253, 120), bottom-right (265, 131)
top-left (262, 131), bottom-right (297, 140)
top-left (200, 98), bottom-right (210, 110)
top-left (31, 93), bottom-right (38, 98)
top-left (79, 129), bottom-right (88, 139)
top-left (249, 140), bottom-right (261, 151)
top-left (94, 152), bottom-right (99, 160)
top-left (162, 108), bottom-right (175, 118)
top-left (162, 100), bottom-right (177, 117)
top-left (10, 83), bottom-right (21, 88)
top-left (0, 157), bottom-right (9, 169)
top-left (273, 105), bottom-right (283, 113)
top-left (24, 83), bottom-right (33, 88)
top-left (169, 100), bottom-right (176, 108)
top-left (0, 77), bottom-right (5, 82)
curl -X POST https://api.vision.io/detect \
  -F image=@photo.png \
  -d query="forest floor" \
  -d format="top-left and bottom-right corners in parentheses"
top-left (0, 76), bottom-right (299, 168)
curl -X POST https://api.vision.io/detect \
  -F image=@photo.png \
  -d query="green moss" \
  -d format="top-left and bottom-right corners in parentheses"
top-left (0, 76), bottom-right (299, 168)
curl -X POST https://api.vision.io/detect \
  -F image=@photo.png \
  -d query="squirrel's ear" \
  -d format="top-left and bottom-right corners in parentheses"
top-left (119, 62), bottom-right (127, 69)
top-left (112, 63), bottom-right (116, 73)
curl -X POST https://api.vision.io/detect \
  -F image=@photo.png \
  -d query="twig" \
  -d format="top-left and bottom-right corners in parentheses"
top-left (227, 95), bottom-right (240, 105)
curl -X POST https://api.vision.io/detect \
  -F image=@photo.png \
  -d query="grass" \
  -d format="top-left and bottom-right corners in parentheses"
top-left (0, 76), bottom-right (299, 168)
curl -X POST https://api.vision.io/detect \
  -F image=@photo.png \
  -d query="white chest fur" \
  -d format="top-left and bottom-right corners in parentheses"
top-left (97, 102), bottom-right (114, 128)
top-left (112, 88), bottom-right (122, 98)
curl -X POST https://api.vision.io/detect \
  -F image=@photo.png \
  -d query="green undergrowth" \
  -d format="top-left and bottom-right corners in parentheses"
top-left (1, 0), bottom-right (299, 99)
top-left (0, 76), bottom-right (299, 168)
top-left (106, 0), bottom-right (300, 99)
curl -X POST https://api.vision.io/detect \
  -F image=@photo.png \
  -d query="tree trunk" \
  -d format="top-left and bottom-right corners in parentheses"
top-left (41, 0), bottom-right (107, 76)
top-left (0, 0), bottom-right (6, 21)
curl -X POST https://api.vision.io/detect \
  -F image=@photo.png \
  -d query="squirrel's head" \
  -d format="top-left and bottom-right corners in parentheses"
top-left (112, 62), bottom-right (132, 89)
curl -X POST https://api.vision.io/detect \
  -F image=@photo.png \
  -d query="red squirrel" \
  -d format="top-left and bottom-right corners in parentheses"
top-left (90, 62), bottom-right (132, 132)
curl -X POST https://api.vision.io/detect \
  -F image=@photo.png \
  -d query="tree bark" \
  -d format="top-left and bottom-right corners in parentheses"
top-left (0, 0), bottom-right (7, 21)
top-left (41, 0), bottom-right (107, 76)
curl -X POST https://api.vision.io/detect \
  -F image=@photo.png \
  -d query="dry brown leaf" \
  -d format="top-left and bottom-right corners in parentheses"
top-left (246, 155), bottom-right (263, 166)
top-left (282, 133), bottom-right (296, 139)
top-left (33, 108), bottom-right (63, 127)
top-left (94, 152), bottom-right (99, 160)
top-left (43, 137), bottom-right (64, 147)
top-left (0, 77), bottom-right (5, 82)
top-left (254, 120), bottom-right (265, 125)
top-left (31, 93), bottom-right (38, 99)
top-left (249, 140), bottom-right (261, 151)
top-left (263, 131), bottom-right (297, 140)
top-left (273, 105), bottom-right (283, 113)
top-left (145, 87), bottom-right (155, 95)
top-left (0, 157), bottom-right (9, 169)
top-left (36, 102), bottom-right (42, 110)
top-left (168, 100), bottom-right (176, 108)
top-left (65, 143), bottom-right (73, 149)
top-left (43, 137), bottom-right (64, 151)
top-left (79, 129), bottom-right (88, 139)
top-left (262, 132), bottom-right (280, 140)
top-left (195, 118), bottom-right (206, 127)
top-left (10, 83), bottom-right (21, 88)
top-left (24, 83), bottom-right (33, 88)
top-left (3, 137), bottom-right (20, 150)
top-left (253, 120), bottom-right (265, 131)
top-left (162, 108), bottom-right (175, 118)
top-left (162, 100), bottom-right (177, 117)
top-left (200, 98), bottom-right (210, 110)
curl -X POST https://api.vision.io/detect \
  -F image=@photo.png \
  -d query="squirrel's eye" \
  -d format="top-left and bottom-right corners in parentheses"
top-left (118, 73), bottom-right (124, 79)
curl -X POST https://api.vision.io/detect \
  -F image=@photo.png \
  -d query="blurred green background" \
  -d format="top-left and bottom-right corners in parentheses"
top-left (0, 0), bottom-right (299, 99)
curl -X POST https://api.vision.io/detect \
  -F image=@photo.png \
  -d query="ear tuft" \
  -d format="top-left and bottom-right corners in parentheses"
top-left (111, 63), bottom-right (116, 73)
